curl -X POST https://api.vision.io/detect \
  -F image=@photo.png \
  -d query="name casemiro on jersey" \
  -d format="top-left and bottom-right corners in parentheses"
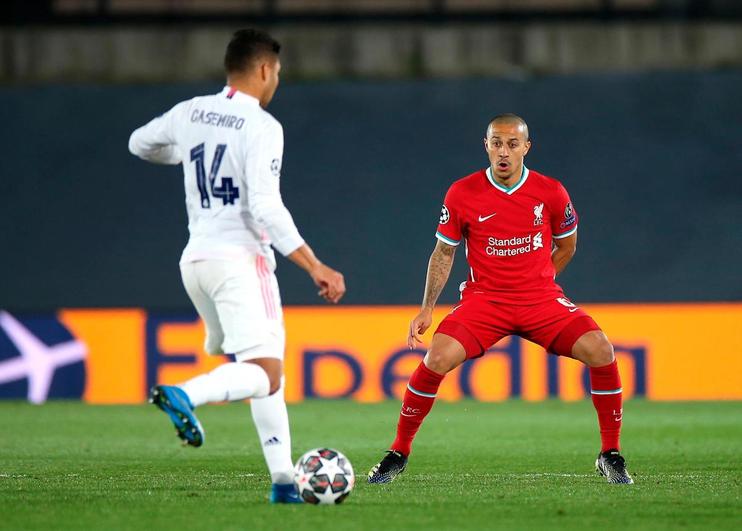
top-left (190, 109), bottom-right (246, 130)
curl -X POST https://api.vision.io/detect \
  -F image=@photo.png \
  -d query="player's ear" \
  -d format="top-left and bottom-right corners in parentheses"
top-left (523, 140), bottom-right (532, 156)
top-left (260, 62), bottom-right (269, 81)
top-left (483, 137), bottom-right (488, 151)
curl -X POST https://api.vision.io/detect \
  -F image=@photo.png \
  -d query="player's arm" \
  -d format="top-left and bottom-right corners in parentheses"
top-left (408, 240), bottom-right (457, 349)
top-left (550, 182), bottom-right (579, 276)
top-left (286, 244), bottom-right (345, 304)
top-left (552, 232), bottom-right (577, 276)
top-left (247, 119), bottom-right (345, 303)
top-left (128, 104), bottom-right (183, 165)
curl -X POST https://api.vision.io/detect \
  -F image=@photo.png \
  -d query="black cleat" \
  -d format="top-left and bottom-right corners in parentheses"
top-left (367, 450), bottom-right (408, 484)
top-left (596, 449), bottom-right (634, 484)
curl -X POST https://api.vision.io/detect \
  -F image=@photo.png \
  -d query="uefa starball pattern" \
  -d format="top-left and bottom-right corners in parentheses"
top-left (293, 448), bottom-right (355, 504)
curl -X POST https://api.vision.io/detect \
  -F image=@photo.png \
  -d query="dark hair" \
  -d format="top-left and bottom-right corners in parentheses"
top-left (224, 29), bottom-right (281, 74)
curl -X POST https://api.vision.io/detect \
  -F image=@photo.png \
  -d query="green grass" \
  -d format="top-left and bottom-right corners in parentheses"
top-left (1, 400), bottom-right (740, 530)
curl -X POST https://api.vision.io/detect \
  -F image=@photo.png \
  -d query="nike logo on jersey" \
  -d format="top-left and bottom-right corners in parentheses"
top-left (569, 308), bottom-right (579, 313)
top-left (478, 213), bottom-right (497, 222)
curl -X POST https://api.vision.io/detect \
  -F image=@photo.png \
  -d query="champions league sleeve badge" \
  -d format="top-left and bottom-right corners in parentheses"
top-left (439, 205), bottom-right (450, 224)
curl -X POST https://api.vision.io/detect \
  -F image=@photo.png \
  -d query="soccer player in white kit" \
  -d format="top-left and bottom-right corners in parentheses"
top-left (128, 29), bottom-right (346, 503)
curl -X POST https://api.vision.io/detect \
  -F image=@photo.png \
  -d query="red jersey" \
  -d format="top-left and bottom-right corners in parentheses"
top-left (436, 166), bottom-right (578, 304)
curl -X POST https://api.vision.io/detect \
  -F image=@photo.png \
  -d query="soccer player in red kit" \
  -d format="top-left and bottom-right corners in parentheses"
top-left (368, 114), bottom-right (633, 485)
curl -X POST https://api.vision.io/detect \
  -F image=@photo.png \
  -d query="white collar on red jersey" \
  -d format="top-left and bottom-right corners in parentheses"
top-left (220, 86), bottom-right (260, 106)
top-left (486, 165), bottom-right (530, 195)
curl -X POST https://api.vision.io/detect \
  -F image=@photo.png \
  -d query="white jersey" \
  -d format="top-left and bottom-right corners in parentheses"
top-left (128, 86), bottom-right (304, 265)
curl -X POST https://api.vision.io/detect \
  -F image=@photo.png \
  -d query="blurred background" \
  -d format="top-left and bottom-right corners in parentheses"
top-left (1, 0), bottom-right (741, 403)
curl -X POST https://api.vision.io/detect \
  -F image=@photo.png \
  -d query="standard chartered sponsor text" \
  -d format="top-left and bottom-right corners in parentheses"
top-left (486, 234), bottom-right (538, 256)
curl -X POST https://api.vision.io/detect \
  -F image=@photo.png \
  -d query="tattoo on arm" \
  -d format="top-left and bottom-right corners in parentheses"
top-left (422, 241), bottom-right (456, 309)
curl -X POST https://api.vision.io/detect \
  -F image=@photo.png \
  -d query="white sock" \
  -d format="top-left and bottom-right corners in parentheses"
top-left (250, 378), bottom-right (294, 484)
top-left (179, 362), bottom-right (270, 407)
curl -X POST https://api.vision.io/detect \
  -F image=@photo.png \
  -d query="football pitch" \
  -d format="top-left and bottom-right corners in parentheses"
top-left (1, 400), bottom-right (740, 531)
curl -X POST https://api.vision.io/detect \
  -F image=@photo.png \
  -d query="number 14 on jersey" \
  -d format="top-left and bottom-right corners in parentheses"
top-left (190, 143), bottom-right (240, 208)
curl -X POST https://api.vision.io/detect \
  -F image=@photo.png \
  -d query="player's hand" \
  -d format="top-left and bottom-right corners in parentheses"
top-left (309, 263), bottom-right (345, 304)
top-left (408, 308), bottom-right (433, 350)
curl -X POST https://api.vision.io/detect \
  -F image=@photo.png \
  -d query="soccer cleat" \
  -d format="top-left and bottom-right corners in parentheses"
top-left (595, 449), bottom-right (634, 484)
top-left (149, 385), bottom-right (205, 447)
top-left (367, 450), bottom-right (408, 484)
top-left (270, 482), bottom-right (303, 504)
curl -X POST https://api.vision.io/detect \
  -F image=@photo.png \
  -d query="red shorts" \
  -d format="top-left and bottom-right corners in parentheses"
top-left (435, 294), bottom-right (600, 359)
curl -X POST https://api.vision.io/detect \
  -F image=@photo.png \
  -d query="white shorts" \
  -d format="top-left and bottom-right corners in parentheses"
top-left (180, 255), bottom-right (285, 360)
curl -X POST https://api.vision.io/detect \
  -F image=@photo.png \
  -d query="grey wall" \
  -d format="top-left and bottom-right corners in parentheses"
top-left (1, 70), bottom-right (741, 310)
top-left (4, 23), bottom-right (742, 83)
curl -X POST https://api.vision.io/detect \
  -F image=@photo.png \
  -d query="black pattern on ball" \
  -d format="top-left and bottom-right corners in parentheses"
top-left (334, 492), bottom-right (350, 505)
top-left (318, 448), bottom-right (338, 460)
top-left (302, 455), bottom-right (322, 473)
top-left (310, 473), bottom-right (331, 493)
top-left (330, 473), bottom-right (348, 493)
top-left (301, 489), bottom-right (320, 504)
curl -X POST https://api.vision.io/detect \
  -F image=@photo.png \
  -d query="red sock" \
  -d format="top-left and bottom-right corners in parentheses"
top-left (589, 360), bottom-right (623, 452)
top-left (390, 362), bottom-right (445, 456)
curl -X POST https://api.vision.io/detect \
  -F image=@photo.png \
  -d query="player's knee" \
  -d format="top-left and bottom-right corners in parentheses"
top-left (423, 349), bottom-right (457, 374)
top-left (261, 365), bottom-right (283, 395)
top-left (243, 359), bottom-right (283, 395)
top-left (588, 338), bottom-right (615, 367)
top-left (267, 375), bottom-right (282, 395)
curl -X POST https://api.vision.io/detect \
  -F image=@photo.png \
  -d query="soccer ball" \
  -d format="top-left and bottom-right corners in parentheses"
top-left (293, 448), bottom-right (355, 505)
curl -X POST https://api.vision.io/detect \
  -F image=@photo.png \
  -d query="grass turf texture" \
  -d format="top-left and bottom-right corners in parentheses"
top-left (1, 400), bottom-right (740, 531)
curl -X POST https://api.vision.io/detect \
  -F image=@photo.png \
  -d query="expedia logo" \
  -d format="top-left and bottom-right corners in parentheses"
top-left (0, 311), bottom-right (87, 403)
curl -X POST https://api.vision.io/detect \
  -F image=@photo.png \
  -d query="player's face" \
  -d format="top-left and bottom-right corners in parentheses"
top-left (484, 123), bottom-right (531, 182)
top-left (260, 58), bottom-right (281, 108)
